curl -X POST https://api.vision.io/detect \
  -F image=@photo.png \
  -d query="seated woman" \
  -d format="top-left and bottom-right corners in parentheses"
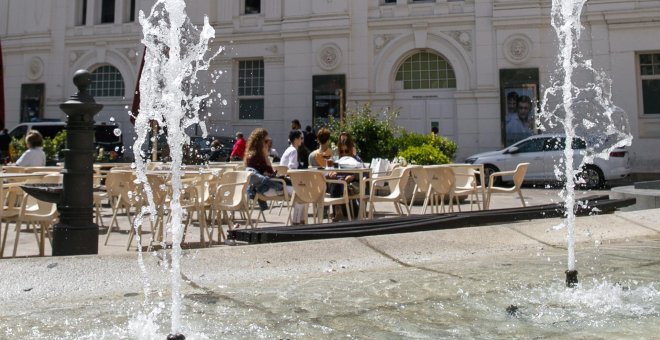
top-left (334, 132), bottom-right (363, 219)
top-left (337, 131), bottom-right (362, 165)
top-left (308, 127), bottom-right (333, 168)
top-left (244, 128), bottom-right (284, 210)
top-left (15, 130), bottom-right (46, 167)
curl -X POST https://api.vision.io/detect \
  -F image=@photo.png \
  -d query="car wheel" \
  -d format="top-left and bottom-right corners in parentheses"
top-left (483, 164), bottom-right (501, 186)
top-left (578, 165), bottom-right (603, 190)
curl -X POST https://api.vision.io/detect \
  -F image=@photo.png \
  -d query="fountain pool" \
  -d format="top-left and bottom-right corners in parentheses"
top-left (1, 210), bottom-right (659, 339)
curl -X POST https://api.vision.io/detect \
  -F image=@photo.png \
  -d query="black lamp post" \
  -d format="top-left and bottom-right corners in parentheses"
top-left (51, 69), bottom-right (103, 256)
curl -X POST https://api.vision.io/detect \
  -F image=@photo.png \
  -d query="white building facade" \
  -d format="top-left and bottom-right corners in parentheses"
top-left (1, 0), bottom-right (659, 173)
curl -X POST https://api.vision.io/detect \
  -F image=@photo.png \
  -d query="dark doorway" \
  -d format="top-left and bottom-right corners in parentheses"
top-left (20, 84), bottom-right (45, 123)
top-left (312, 75), bottom-right (345, 128)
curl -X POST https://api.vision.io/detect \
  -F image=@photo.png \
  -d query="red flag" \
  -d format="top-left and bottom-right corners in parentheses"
top-left (0, 37), bottom-right (5, 126)
top-left (130, 46), bottom-right (146, 125)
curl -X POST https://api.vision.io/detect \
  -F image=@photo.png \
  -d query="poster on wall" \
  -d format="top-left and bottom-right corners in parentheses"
top-left (503, 85), bottom-right (537, 146)
top-left (500, 69), bottom-right (540, 146)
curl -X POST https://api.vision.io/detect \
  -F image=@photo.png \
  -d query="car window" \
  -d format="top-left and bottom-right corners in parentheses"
top-left (95, 126), bottom-right (121, 143)
top-left (9, 126), bottom-right (28, 139)
top-left (37, 126), bottom-right (66, 139)
top-left (542, 137), bottom-right (586, 151)
top-left (572, 138), bottom-right (586, 150)
top-left (516, 138), bottom-right (545, 153)
top-left (544, 137), bottom-right (564, 151)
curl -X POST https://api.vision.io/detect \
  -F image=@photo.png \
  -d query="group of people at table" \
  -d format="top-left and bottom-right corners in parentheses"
top-left (236, 122), bottom-right (362, 225)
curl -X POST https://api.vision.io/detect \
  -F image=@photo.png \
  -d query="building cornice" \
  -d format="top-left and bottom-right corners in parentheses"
top-left (1, 32), bottom-right (53, 54)
top-left (368, 14), bottom-right (475, 29)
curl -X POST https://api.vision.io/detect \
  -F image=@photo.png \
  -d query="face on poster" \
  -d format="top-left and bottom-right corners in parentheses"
top-left (504, 85), bottom-right (537, 146)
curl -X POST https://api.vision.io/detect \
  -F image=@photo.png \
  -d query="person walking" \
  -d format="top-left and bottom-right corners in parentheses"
top-left (230, 132), bottom-right (246, 161)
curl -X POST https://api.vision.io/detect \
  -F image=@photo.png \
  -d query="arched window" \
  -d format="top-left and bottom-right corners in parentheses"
top-left (90, 65), bottom-right (125, 97)
top-left (395, 51), bottom-right (456, 90)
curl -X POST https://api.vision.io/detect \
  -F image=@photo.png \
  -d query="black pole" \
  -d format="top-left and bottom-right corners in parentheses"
top-left (566, 270), bottom-right (578, 288)
top-left (51, 70), bottom-right (103, 256)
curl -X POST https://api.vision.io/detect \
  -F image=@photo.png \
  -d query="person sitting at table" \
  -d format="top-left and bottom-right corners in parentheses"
top-left (309, 127), bottom-right (333, 168)
top-left (308, 128), bottom-right (353, 220)
top-left (280, 130), bottom-right (303, 170)
top-left (244, 128), bottom-right (288, 211)
top-left (279, 130), bottom-right (307, 224)
top-left (266, 138), bottom-right (280, 163)
top-left (334, 132), bottom-right (362, 219)
top-left (15, 130), bottom-right (46, 167)
top-left (208, 139), bottom-right (224, 162)
top-left (309, 127), bottom-right (349, 182)
top-left (337, 131), bottom-right (362, 163)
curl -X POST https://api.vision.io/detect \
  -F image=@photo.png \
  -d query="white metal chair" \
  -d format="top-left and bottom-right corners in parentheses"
top-left (452, 166), bottom-right (482, 211)
top-left (286, 170), bottom-right (352, 225)
top-left (485, 163), bottom-right (529, 210)
top-left (408, 165), bottom-right (430, 212)
top-left (251, 176), bottom-right (290, 226)
top-left (422, 166), bottom-right (458, 213)
top-left (2, 174), bottom-right (61, 257)
top-left (208, 171), bottom-right (253, 243)
top-left (367, 166), bottom-right (411, 219)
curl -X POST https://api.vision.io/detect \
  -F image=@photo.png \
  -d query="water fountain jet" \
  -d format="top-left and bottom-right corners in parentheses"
top-left (131, 0), bottom-right (222, 337)
top-left (542, 0), bottom-right (632, 287)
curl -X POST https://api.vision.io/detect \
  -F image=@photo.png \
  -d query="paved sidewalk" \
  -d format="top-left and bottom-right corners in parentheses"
top-left (1, 186), bottom-right (612, 258)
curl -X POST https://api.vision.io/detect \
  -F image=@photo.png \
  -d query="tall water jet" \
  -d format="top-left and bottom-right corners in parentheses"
top-left (131, 0), bottom-right (221, 336)
top-left (541, 0), bottom-right (632, 287)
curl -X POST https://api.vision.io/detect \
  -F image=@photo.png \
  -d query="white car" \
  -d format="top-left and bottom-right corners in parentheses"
top-left (465, 134), bottom-right (631, 189)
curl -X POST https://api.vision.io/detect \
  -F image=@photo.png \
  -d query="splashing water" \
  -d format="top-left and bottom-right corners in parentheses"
top-left (540, 0), bottom-right (632, 273)
top-left (132, 0), bottom-right (222, 335)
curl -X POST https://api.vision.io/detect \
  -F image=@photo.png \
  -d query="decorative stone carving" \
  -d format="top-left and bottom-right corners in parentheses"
top-left (503, 34), bottom-right (532, 65)
top-left (449, 31), bottom-right (472, 52)
top-left (127, 48), bottom-right (138, 62)
top-left (265, 44), bottom-right (278, 54)
top-left (69, 51), bottom-right (82, 66)
top-left (317, 43), bottom-right (342, 71)
top-left (27, 56), bottom-right (44, 81)
top-left (373, 34), bottom-right (396, 54)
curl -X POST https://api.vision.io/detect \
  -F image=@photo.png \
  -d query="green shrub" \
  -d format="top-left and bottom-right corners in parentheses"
top-left (10, 136), bottom-right (27, 160)
top-left (43, 130), bottom-right (67, 162)
top-left (398, 144), bottom-right (451, 165)
top-left (396, 131), bottom-right (457, 161)
top-left (326, 103), bottom-right (401, 162)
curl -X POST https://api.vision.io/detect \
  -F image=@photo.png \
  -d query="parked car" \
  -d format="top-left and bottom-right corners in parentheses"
top-left (464, 134), bottom-right (631, 189)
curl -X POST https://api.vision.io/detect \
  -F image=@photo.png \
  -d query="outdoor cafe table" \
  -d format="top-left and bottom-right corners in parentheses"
top-left (309, 167), bottom-right (372, 220)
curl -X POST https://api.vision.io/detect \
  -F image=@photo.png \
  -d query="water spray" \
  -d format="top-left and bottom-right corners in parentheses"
top-left (543, 0), bottom-right (632, 288)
